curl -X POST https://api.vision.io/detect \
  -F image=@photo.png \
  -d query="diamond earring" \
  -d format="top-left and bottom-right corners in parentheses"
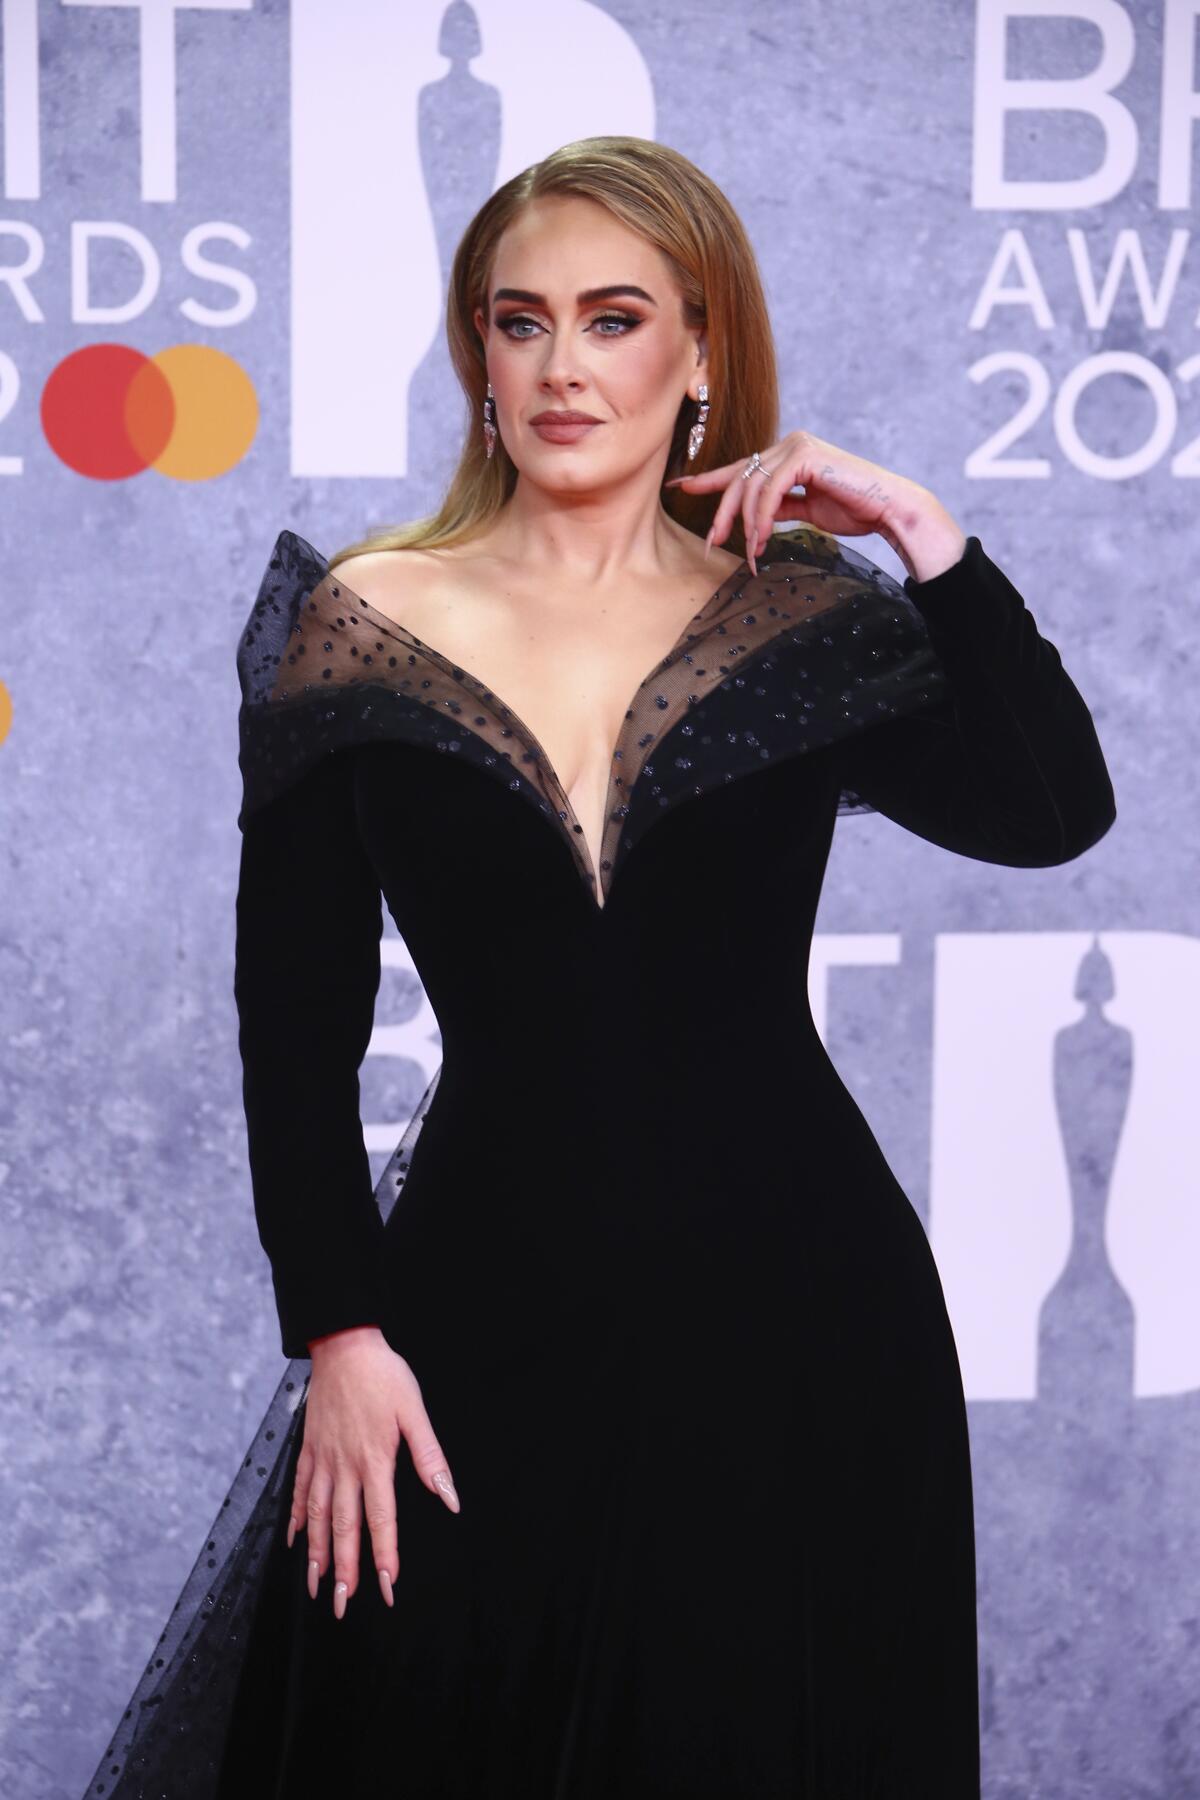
top-left (483, 381), bottom-right (497, 459)
top-left (687, 383), bottom-right (709, 461)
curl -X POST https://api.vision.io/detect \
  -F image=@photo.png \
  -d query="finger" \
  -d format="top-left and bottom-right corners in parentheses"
top-left (741, 474), bottom-right (772, 574)
top-left (669, 461), bottom-right (771, 567)
top-left (763, 492), bottom-right (812, 542)
top-left (288, 1434), bottom-right (314, 1550)
top-left (362, 1453), bottom-right (400, 1607)
top-left (305, 1460), bottom-right (334, 1600)
top-left (708, 472), bottom-right (752, 559)
top-left (663, 461), bottom-right (739, 490)
top-left (747, 466), bottom-right (787, 561)
top-left (330, 1465), bottom-right (364, 1617)
top-left (712, 470), bottom-right (767, 573)
top-left (403, 1404), bottom-right (461, 1514)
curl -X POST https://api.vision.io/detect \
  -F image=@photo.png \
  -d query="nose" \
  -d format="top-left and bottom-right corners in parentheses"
top-left (536, 329), bottom-right (588, 394)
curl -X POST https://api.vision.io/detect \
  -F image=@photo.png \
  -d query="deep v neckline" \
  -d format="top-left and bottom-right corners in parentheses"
top-left (315, 553), bottom-right (752, 910)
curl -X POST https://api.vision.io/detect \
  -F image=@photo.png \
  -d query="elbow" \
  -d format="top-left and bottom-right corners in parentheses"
top-left (1061, 764), bottom-right (1118, 863)
top-left (1053, 720), bottom-right (1118, 864)
top-left (984, 775), bottom-right (1116, 868)
top-left (1016, 704), bottom-right (1118, 867)
top-left (1034, 778), bottom-right (1118, 868)
top-left (1017, 725), bottom-right (1118, 865)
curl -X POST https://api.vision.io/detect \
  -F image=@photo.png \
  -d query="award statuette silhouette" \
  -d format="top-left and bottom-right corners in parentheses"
top-left (1036, 936), bottom-right (1135, 1416)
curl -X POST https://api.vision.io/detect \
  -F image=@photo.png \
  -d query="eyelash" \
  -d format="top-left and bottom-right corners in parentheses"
top-left (496, 311), bottom-right (641, 340)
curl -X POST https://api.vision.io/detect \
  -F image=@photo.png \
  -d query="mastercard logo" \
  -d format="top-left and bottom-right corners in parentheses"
top-left (41, 343), bottom-right (258, 481)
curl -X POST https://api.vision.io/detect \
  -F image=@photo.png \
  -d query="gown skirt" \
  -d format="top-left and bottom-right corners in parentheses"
top-left (81, 524), bottom-right (1115, 1800)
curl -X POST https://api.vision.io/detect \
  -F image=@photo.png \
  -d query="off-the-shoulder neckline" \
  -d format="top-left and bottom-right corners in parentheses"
top-left (284, 533), bottom-right (782, 909)
top-left (252, 524), bottom-right (943, 912)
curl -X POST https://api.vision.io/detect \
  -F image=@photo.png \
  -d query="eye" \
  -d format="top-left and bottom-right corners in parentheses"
top-left (496, 314), bottom-right (540, 339)
top-left (590, 312), bottom-right (641, 336)
top-left (495, 311), bottom-right (642, 340)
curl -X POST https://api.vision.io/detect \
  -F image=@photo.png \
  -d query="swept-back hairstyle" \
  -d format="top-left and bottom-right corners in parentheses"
top-left (330, 134), bottom-right (779, 568)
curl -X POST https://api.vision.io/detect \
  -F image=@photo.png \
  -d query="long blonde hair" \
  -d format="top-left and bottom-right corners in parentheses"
top-left (329, 134), bottom-right (779, 570)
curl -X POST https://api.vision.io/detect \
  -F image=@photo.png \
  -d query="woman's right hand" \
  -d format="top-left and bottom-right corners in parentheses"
top-left (288, 1324), bottom-right (460, 1618)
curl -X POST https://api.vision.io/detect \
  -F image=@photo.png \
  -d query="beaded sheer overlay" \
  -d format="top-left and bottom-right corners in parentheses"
top-left (82, 1071), bottom-right (442, 1799)
top-left (237, 526), bottom-right (949, 910)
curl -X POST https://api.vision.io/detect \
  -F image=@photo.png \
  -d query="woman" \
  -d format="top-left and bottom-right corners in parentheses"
top-left (85, 135), bottom-right (1115, 1799)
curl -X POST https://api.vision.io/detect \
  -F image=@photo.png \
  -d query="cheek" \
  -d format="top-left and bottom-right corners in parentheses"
top-left (487, 352), bottom-right (527, 409)
top-left (608, 338), bottom-right (685, 415)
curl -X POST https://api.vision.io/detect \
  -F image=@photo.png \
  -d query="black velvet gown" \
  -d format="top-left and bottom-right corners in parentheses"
top-left (84, 523), bottom-right (1115, 1800)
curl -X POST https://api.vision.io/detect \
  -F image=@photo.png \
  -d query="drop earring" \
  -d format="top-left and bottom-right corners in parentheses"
top-left (483, 381), bottom-right (497, 459)
top-left (687, 383), bottom-right (709, 461)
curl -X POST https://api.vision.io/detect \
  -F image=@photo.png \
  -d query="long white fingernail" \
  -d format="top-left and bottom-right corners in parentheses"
top-left (286, 1515), bottom-right (297, 1549)
top-left (378, 1568), bottom-right (394, 1607)
top-left (432, 1469), bottom-right (460, 1513)
top-left (307, 1559), bottom-right (320, 1600)
top-left (333, 1580), bottom-right (348, 1620)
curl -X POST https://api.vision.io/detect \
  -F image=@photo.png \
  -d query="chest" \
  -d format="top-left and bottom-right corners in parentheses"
top-left (347, 569), bottom-right (743, 881)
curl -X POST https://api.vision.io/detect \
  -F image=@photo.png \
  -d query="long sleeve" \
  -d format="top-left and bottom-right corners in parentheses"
top-left (233, 744), bottom-right (389, 1360)
top-left (833, 534), bottom-right (1116, 865)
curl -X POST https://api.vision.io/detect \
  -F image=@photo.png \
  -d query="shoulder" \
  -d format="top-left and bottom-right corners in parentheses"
top-left (325, 540), bottom-right (444, 604)
top-left (326, 541), bottom-right (483, 641)
top-left (236, 528), bottom-right (436, 695)
top-left (328, 545), bottom-right (434, 595)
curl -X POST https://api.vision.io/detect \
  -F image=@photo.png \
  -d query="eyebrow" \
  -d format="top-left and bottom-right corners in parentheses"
top-left (491, 284), bottom-right (658, 307)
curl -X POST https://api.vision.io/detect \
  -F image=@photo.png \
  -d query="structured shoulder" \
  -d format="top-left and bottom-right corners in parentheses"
top-left (237, 527), bottom-right (328, 707)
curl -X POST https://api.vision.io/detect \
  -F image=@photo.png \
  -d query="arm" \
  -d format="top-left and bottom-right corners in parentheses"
top-left (234, 746), bottom-right (389, 1359)
top-left (833, 532), bottom-right (1117, 866)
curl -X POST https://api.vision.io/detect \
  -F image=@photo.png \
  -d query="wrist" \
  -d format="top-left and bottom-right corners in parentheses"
top-left (882, 492), bottom-right (968, 585)
top-left (307, 1322), bottom-right (385, 1357)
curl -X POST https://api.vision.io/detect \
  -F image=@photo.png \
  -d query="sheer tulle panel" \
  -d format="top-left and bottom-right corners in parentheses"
top-left (299, 542), bottom-right (918, 887)
top-left (245, 530), bottom-right (944, 889)
top-left (602, 533), bottom-right (948, 874)
top-left (277, 574), bottom-right (598, 887)
top-left (235, 527), bottom-right (947, 906)
top-left (82, 1070), bottom-right (442, 1799)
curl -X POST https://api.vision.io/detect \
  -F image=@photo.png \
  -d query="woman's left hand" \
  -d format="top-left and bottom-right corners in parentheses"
top-left (665, 429), bottom-right (943, 578)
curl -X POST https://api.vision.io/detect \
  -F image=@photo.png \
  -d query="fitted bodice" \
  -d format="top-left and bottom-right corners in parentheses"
top-left (352, 724), bottom-right (837, 1078)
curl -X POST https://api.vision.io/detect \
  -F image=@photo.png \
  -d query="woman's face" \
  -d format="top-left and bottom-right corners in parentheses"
top-left (473, 195), bottom-right (706, 495)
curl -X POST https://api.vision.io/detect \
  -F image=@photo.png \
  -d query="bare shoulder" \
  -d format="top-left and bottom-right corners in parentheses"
top-left (325, 542), bottom-right (467, 629)
top-left (328, 543), bottom-right (443, 595)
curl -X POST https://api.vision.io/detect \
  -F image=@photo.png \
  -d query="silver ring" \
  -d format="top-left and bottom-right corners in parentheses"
top-left (741, 451), bottom-right (774, 481)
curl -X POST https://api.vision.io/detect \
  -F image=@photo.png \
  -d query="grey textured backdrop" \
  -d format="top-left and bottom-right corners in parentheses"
top-left (2, 1), bottom-right (1194, 1796)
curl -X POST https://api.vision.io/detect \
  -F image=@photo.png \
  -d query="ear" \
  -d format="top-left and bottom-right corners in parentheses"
top-left (473, 304), bottom-right (487, 344)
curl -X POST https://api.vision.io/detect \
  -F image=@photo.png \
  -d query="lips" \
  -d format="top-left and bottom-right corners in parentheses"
top-left (530, 413), bottom-right (603, 444)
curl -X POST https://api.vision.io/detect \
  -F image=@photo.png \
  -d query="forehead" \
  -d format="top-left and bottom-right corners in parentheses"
top-left (489, 196), bottom-right (666, 292)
